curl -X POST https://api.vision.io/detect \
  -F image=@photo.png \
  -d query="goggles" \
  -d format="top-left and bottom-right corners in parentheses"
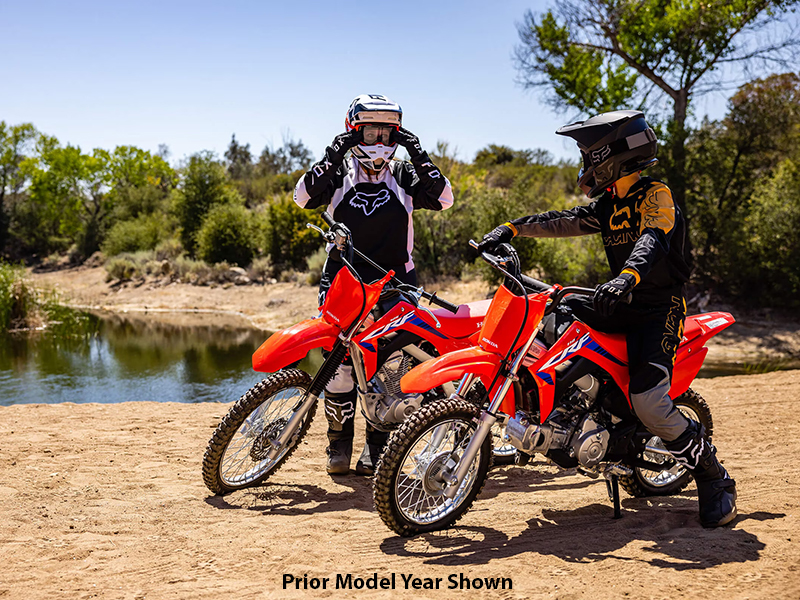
top-left (359, 125), bottom-right (396, 146)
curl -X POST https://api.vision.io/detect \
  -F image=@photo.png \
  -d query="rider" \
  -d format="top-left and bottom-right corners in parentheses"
top-left (477, 110), bottom-right (737, 528)
top-left (294, 94), bottom-right (454, 476)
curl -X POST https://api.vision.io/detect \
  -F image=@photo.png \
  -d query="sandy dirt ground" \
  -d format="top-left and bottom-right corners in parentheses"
top-left (1, 369), bottom-right (799, 600)
top-left (26, 265), bottom-right (800, 368)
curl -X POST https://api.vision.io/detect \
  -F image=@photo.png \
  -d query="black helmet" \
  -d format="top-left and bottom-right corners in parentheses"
top-left (556, 110), bottom-right (657, 198)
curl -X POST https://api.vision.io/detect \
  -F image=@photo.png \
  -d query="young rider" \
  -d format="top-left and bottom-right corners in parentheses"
top-left (477, 110), bottom-right (737, 528)
top-left (294, 94), bottom-right (454, 476)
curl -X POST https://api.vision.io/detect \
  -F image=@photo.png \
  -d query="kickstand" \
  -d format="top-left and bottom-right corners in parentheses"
top-left (605, 474), bottom-right (622, 519)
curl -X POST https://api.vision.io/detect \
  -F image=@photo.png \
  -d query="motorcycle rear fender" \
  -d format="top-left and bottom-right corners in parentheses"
top-left (252, 318), bottom-right (339, 373)
top-left (400, 346), bottom-right (515, 415)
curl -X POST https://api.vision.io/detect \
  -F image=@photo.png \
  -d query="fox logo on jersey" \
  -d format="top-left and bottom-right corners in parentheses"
top-left (348, 188), bottom-right (392, 216)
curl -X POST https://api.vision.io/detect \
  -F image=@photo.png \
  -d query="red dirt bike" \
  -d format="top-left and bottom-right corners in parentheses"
top-left (202, 214), bottom-right (516, 495)
top-left (373, 242), bottom-right (734, 536)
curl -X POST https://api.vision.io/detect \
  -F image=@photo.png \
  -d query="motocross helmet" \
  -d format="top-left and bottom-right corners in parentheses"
top-left (556, 110), bottom-right (658, 198)
top-left (345, 94), bottom-right (402, 172)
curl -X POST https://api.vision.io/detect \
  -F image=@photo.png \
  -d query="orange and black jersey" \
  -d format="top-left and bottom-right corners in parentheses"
top-left (509, 177), bottom-right (691, 302)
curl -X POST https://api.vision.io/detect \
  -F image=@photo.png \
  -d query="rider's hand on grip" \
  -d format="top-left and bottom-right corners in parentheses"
top-left (476, 224), bottom-right (515, 254)
top-left (593, 272), bottom-right (637, 317)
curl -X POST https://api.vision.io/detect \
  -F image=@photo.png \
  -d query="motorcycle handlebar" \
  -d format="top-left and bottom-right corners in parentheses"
top-left (321, 211), bottom-right (336, 227)
top-left (425, 291), bottom-right (459, 314)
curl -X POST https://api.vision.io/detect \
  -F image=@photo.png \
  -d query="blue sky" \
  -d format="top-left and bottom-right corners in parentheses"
top-left (0, 0), bottom-right (778, 165)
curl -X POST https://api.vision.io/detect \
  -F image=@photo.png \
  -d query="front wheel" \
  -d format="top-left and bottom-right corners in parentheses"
top-left (202, 368), bottom-right (315, 495)
top-left (373, 398), bottom-right (493, 537)
top-left (620, 388), bottom-right (713, 497)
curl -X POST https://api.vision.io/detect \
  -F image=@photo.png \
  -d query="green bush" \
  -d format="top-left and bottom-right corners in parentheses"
top-left (105, 255), bottom-right (140, 281)
top-left (0, 261), bottom-right (57, 331)
top-left (195, 204), bottom-right (258, 267)
top-left (306, 247), bottom-right (327, 285)
top-left (172, 152), bottom-right (244, 256)
top-left (101, 213), bottom-right (172, 256)
top-left (739, 159), bottom-right (800, 307)
top-left (263, 195), bottom-right (326, 271)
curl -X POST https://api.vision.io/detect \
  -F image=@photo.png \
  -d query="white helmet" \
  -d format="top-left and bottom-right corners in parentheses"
top-left (345, 94), bottom-right (402, 172)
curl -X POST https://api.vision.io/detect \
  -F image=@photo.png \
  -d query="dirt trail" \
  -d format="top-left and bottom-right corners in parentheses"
top-left (1, 370), bottom-right (799, 599)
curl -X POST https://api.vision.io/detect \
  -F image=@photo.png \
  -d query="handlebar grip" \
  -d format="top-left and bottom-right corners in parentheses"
top-left (427, 292), bottom-right (460, 314)
top-left (321, 212), bottom-right (336, 226)
top-left (520, 274), bottom-right (549, 293)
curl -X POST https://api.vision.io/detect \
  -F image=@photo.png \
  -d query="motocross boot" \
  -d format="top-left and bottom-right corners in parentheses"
top-left (355, 426), bottom-right (389, 476)
top-left (664, 420), bottom-right (737, 527)
top-left (324, 390), bottom-right (356, 475)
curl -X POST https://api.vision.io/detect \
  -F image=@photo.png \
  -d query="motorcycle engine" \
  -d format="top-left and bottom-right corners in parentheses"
top-left (361, 351), bottom-right (424, 431)
top-left (504, 374), bottom-right (609, 467)
top-left (570, 414), bottom-right (609, 467)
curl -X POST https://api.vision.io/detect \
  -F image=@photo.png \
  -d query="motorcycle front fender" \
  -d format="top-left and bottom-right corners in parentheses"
top-left (252, 318), bottom-right (340, 373)
top-left (400, 347), bottom-right (516, 415)
top-left (400, 347), bottom-right (501, 394)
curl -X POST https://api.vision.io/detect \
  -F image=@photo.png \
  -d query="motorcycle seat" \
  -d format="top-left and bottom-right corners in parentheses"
top-left (432, 299), bottom-right (492, 339)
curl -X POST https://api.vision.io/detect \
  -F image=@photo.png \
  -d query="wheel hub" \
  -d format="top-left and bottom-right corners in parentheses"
top-left (421, 452), bottom-right (453, 497)
top-left (250, 417), bottom-right (288, 460)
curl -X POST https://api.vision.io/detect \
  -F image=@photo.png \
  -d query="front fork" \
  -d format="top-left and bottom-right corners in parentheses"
top-left (442, 329), bottom-right (540, 499)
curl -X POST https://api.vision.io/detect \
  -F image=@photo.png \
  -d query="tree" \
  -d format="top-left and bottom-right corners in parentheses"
top-left (257, 136), bottom-right (313, 176)
top-left (172, 151), bottom-right (242, 255)
top-left (687, 72), bottom-right (800, 281)
top-left (0, 122), bottom-right (37, 254)
top-left (515, 0), bottom-right (800, 212)
top-left (224, 134), bottom-right (253, 181)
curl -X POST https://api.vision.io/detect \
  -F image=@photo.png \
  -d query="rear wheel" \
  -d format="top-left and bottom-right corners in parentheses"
top-left (619, 388), bottom-right (713, 497)
top-left (202, 369), bottom-right (315, 495)
top-left (373, 398), bottom-right (493, 537)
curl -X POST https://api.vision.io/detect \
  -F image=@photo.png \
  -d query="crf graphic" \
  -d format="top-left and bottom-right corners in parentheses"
top-left (609, 204), bottom-right (632, 231)
top-left (349, 189), bottom-right (391, 216)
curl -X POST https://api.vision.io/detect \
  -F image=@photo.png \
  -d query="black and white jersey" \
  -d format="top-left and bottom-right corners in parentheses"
top-left (294, 151), bottom-right (453, 272)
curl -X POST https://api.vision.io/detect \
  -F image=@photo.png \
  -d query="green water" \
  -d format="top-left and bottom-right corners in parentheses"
top-left (0, 309), bottom-right (790, 406)
top-left (0, 310), bottom-right (321, 406)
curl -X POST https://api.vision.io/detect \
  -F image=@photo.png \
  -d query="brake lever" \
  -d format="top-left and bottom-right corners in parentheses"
top-left (415, 287), bottom-right (442, 329)
top-left (306, 223), bottom-right (334, 242)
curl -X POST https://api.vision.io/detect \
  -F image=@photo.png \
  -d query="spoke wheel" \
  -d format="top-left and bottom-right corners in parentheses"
top-left (373, 398), bottom-right (492, 537)
top-left (620, 388), bottom-right (713, 497)
top-left (202, 369), bottom-right (314, 495)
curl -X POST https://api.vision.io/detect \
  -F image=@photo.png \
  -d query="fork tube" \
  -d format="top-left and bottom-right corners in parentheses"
top-left (266, 392), bottom-right (318, 461)
top-left (454, 373), bottom-right (475, 398)
top-left (349, 342), bottom-right (369, 393)
top-left (443, 328), bottom-right (541, 499)
top-left (486, 327), bottom-right (541, 415)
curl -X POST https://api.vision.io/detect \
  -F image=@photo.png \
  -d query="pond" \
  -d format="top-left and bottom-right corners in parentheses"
top-left (0, 310), bottom-right (321, 407)
top-left (0, 309), bottom-right (790, 406)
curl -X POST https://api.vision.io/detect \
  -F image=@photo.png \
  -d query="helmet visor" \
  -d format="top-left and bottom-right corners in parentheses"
top-left (360, 125), bottom-right (395, 146)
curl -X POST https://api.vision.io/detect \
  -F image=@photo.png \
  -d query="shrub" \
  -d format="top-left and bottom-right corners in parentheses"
top-left (306, 247), bottom-right (327, 285)
top-left (154, 238), bottom-right (183, 261)
top-left (263, 195), bottom-right (326, 271)
top-left (172, 151), bottom-right (244, 255)
top-left (101, 213), bottom-right (172, 256)
top-left (248, 256), bottom-right (273, 283)
top-left (105, 256), bottom-right (140, 281)
top-left (195, 204), bottom-right (258, 267)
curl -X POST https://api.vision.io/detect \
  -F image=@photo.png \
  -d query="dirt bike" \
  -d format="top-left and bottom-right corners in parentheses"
top-left (202, 215), bottom-right (518, 495)
top-left (373, 241), bottom-right (734, 536)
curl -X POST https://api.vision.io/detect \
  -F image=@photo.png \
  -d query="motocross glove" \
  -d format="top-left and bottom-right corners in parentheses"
top-left (329, 129), bottom-right (362, 161)
top-left (391, 127), bottom-right (424, 158)
top-left (593, 271), bottom-right (637, 317)
top-left (477, 223), bottom-right (516, 253)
